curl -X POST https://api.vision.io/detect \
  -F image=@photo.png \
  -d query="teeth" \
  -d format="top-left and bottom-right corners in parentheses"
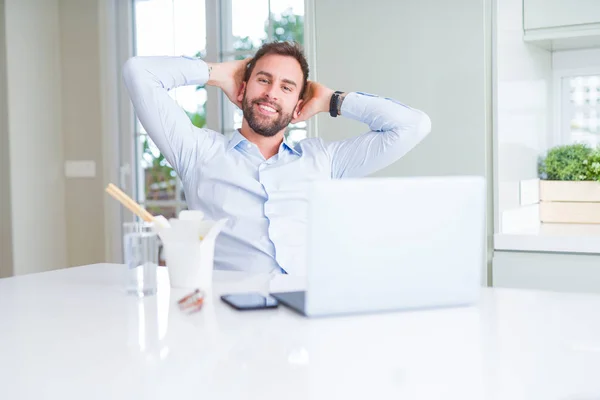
top-left (259, 104), bottom-right (277, 113)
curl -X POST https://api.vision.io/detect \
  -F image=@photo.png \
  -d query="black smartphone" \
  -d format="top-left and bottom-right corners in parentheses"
top-left (220, 292), bottom-right (279, 311)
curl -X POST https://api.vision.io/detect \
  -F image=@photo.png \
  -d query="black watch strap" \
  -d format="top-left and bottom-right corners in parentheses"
top-left (329, 91), bottom-right (343, 117)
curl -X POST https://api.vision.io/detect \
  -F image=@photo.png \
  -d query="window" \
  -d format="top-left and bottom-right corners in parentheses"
top-left (555, 64), bottom-right (600, 148)
top-left (560, 74), bottom-right (600, 147)
top-left (132, 0), bottom-right (207, 219)
top-left (221, 0), bottom-right (306, 144)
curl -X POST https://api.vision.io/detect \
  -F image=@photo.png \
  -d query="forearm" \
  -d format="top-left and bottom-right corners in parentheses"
top-left (340, 92), bottom-right (429, 132)
top-left (123, 55), bottom-right (210, 92)
top-left (122, 56), bottom-right (212, 177)
top-left (327, 92), bottom-right (431, 178)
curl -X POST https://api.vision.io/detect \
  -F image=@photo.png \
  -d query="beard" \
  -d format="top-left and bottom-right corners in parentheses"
top-left (242, 94), bottom-right (294, 137)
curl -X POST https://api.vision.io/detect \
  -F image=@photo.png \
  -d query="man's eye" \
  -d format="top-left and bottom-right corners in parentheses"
top-left (259, 78), bottom-right (269, 83)
top-left (283, 86), bottom-right (291, 92)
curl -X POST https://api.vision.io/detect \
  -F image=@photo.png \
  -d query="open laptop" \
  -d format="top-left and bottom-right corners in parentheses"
top-left (271, 176), bottom-right (486, 317)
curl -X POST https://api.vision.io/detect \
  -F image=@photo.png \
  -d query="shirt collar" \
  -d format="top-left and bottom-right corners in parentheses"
top-left (282, 140), bottom-right (301, 156)
top-left (226, 130), bottom-right (247, 151)
top-left (227, 129), bottom-right (301, 156)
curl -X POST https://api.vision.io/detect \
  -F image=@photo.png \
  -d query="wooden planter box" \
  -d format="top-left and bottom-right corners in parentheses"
top-left (539, 181), bottom-right (600, 224)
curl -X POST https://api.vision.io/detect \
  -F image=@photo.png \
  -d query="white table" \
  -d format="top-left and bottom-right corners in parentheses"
top-left (1, 264), bottom-right (600, 399)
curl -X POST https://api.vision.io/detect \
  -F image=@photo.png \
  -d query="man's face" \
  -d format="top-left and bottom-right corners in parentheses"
top-left (238, 54), bottom-right (304, 137)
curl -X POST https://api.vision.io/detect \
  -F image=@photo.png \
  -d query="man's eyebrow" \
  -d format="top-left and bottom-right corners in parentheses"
top-left (282, 78), bottom-right (297, 87)
top-left (256, 71), bottom-right (297, 87)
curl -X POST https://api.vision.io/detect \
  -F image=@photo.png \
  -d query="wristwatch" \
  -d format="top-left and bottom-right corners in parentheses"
top-left (329, 91), bottom-right (344, 117)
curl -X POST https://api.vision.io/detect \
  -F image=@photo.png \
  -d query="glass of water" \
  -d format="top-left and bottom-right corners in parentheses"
top-left (123, 221), bottom-right (159, 297)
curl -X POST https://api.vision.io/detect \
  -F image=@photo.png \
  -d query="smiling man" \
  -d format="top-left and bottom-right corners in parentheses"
top-left (123, 41), bottom-right (431, 275)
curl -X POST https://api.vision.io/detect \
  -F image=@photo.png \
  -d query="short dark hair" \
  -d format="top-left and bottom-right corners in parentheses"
top-left (243, 41), bottom-right (309, 99)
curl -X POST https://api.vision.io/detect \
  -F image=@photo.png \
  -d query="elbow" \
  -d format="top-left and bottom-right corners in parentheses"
top-left (122, 56), bottom-right (144, 85)
top-left (416, 111), bottom-right (432, 141)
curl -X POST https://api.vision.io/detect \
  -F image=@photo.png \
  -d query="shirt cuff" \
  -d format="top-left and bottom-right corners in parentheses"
top-left (340, 92), bottom-right (376, 120)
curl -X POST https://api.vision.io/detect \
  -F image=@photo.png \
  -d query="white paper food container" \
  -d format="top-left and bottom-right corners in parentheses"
top-left (153, 214), bottom-right (227, 290)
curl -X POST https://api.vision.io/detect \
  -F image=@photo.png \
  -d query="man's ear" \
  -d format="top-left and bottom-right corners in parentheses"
top-left (237, 81), bottom-right (247, 103)
top-left (293, 98), bottom-right (305, 119)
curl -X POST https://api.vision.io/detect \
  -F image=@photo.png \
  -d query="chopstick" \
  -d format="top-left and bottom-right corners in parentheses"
top-left (105, 183), bottom-right (155, 223)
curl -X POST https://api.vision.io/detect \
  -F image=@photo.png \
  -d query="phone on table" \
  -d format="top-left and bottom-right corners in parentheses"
top-left (220, 292), bottom-right (279, 311)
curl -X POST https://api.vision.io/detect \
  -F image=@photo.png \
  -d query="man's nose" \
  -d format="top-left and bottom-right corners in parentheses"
top-left (264, 86), bottom-right (279, 101)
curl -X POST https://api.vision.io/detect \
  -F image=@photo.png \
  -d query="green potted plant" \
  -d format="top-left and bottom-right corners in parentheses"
top-left (538, 144), bottom-right (600, 224)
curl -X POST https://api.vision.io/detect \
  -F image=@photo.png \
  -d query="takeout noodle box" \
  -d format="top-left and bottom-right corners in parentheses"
top-left (153, 211), bottom-right (227, 290)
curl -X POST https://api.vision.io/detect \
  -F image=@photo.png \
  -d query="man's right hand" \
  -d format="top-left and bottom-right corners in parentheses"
top-left (206, 58), bottom-right (252, 109)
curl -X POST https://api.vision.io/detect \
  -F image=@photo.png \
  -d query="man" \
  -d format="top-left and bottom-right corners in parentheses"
top-left (123, 41), bottom-right (431, 275)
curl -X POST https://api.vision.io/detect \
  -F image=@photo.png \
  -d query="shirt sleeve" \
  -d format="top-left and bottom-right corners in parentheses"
top-left (122, 56), bottom-right (219, 178)
top-left (326, 92), bottom-right (432, 179)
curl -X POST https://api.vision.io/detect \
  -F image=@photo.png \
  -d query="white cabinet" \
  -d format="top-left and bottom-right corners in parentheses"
top-left (524, 0), bottom-right (600, 30)
top-left (523, 0), bottom-right (600, 50)
top-left (493, 251), bottom-right (600, 294)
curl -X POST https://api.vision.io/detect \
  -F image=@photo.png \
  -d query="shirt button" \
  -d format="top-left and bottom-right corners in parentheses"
top-left (246, 143), bottom-right (252, 149)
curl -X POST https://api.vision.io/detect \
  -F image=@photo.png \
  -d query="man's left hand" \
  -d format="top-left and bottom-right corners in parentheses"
top-left (292, 81), bottom-right (334, 124)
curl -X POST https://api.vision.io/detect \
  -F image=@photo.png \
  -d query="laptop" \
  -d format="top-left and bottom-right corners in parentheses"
top-left (271, 176), bottom-right (486, 317)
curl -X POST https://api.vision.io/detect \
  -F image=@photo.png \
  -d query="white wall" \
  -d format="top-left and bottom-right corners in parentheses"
top-left (59, 0), bottom-right (106, 267)
top-left (315, 0), bottom-right (489, 178)
top-left (2, 0), bottom-right (108, 276)
top-left (5, 0), bottom-right (67, 274)
top-left (495, 0), bottom-right (553, 232)
top-left (313, 0), bottom-right (493, 284)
